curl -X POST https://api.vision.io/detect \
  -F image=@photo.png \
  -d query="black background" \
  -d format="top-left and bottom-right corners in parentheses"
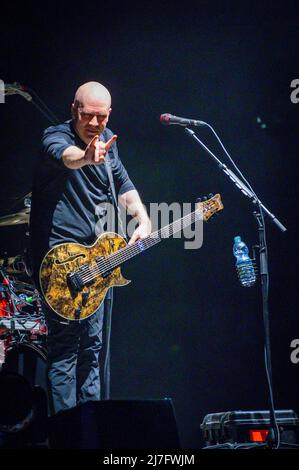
top-left (0, 0), bottom-right (298, 447)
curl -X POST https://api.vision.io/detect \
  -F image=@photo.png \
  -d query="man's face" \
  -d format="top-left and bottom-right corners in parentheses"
top-left (72, 98), bottom-right (111, 144)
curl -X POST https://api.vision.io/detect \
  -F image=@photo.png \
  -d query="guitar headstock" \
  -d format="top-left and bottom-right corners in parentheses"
top-left (196, 193), bottom-right (224, 222)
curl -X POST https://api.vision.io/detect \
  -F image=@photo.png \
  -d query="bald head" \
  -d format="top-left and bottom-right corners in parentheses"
top-left (72, 81), bottom-right (112, 144)
top-left (74, 81), bottom-right (111, 108)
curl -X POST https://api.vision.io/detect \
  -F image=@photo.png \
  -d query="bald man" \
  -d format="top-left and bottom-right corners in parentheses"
top-left (29, 81), bottom-right (151, 415)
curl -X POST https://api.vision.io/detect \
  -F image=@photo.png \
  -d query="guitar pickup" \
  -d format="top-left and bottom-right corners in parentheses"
top-left (67, 271), bottom-right (84, 292)
top-left (102, 269), bottom-right (113, 279)
top-left (74, 308), bottom-right (81, 320)
top-left (96, 256), bottom-right (114, 279)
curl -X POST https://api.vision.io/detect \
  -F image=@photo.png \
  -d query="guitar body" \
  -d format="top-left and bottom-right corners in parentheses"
top-left (39, 232), bottom-right (130, 321)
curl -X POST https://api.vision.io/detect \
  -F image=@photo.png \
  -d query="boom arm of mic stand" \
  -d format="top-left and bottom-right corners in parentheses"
top-left (184, 127), bottom-right (287, 232)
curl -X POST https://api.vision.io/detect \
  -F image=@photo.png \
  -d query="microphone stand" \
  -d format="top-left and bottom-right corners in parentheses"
top-left (184, 126), bottom-right (287, 448)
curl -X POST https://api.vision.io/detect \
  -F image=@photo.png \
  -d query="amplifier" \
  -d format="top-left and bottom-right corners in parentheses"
top-left (201, 409), bottom-right (299, 449)
top-left (48, 399), bottom-right (181, 449)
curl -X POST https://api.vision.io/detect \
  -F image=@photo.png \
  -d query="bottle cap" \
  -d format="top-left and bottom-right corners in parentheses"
top-left (234, 235), bottom-right (241, 243)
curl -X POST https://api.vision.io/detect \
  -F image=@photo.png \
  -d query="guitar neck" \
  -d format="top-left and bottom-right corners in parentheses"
top-left (106, 208), bottom-right (202, 271)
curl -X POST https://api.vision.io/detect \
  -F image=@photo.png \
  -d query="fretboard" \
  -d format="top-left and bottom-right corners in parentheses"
top-left (97, 207), bottom-right (202, 276)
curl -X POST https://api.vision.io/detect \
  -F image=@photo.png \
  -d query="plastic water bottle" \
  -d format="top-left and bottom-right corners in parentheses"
top-left (233, 236), bottom-right (256, 287)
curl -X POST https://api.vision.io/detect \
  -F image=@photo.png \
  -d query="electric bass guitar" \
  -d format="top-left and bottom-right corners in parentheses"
top-left (39, 194), bottom-right (223, 321)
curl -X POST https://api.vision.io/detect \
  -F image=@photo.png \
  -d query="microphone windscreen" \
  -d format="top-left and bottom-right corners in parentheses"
top-left (160, 114), bottom-right (170, 125)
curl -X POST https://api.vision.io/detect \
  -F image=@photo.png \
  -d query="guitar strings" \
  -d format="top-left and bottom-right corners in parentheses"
top-left (78, 209), bottom-right (204, 283)
top-left (78, 210), bottom-right (199, 280)
top-left (78, 231), bottom-right (162, 282)
top-left (78, 209), bottom-right (205, 282)
top-left (106, 207), bottom-right (205, 269)
top-left (78, 208), bottom-right (204, 284)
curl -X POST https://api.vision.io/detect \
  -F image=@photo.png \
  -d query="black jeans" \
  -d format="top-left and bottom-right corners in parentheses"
top-left (45, 305), bottom-right (105, 416)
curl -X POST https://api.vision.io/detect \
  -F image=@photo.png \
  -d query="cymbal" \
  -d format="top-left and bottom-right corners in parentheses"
top-left (0, 207), bottom-right (30, 226)
top-left (0, 256), bottom-right (17, 266)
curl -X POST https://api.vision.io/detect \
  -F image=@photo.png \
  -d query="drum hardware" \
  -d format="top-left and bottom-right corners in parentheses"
top-left (0, 266), bottom-right (47, 347)
top-left (0, 337), bottom-right (48, 400)
top-left (0, 244), bottom-right (33, 273)
top-left (0, 195), bottom-right (49, 430)
top-left (0, 332), bottom-right (48, 429)
top-left (0, 341), bottom-right (48, 444)
top-left (0, 339), bottom-right (5, 366)
top-left (0, 318), bottom-right (47, 335)
top-left (0, 254), bottom-right (27, 275)
top-left (9, 277), bottom-right (36, 291)
top-left (0, 370), bottom-right (36, 434)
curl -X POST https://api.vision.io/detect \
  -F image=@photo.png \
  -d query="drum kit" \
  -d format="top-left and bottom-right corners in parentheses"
top-left (0, 194), bottom-right (48, 427)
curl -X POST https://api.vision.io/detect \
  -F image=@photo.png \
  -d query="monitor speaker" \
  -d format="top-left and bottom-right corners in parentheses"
top-left (48, 399), bottom-right (180, 449)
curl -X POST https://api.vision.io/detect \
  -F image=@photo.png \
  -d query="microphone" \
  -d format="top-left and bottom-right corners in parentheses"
top-left (4, 82), bottom-right (32, 101)
top-left (160, 113), bottom-right (205, 127)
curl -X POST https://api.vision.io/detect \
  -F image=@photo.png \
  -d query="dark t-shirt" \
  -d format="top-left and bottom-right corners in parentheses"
top-left (29, 120), bottom-right (135, 273)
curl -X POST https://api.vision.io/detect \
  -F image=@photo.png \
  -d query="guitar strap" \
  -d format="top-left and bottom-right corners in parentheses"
top-left (105, 150), bottom-right (127, 241)
top-left (103, 139), bottom-right (127, 400)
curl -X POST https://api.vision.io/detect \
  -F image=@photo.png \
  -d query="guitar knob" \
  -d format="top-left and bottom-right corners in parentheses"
top-left (202, 196), bottom-right (207, 201)
top-left (196, 197), bottom-right (202, 203)
top-left (74, 308), bottom-right (81, 319)
top-left (208, 193), bottom-right (213, 198)
top-left (82, 292), bottom-right (89, 306)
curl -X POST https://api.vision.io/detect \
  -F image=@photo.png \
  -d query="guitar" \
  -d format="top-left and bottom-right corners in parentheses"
top-left (39, 194), bottom-right (223, 321)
